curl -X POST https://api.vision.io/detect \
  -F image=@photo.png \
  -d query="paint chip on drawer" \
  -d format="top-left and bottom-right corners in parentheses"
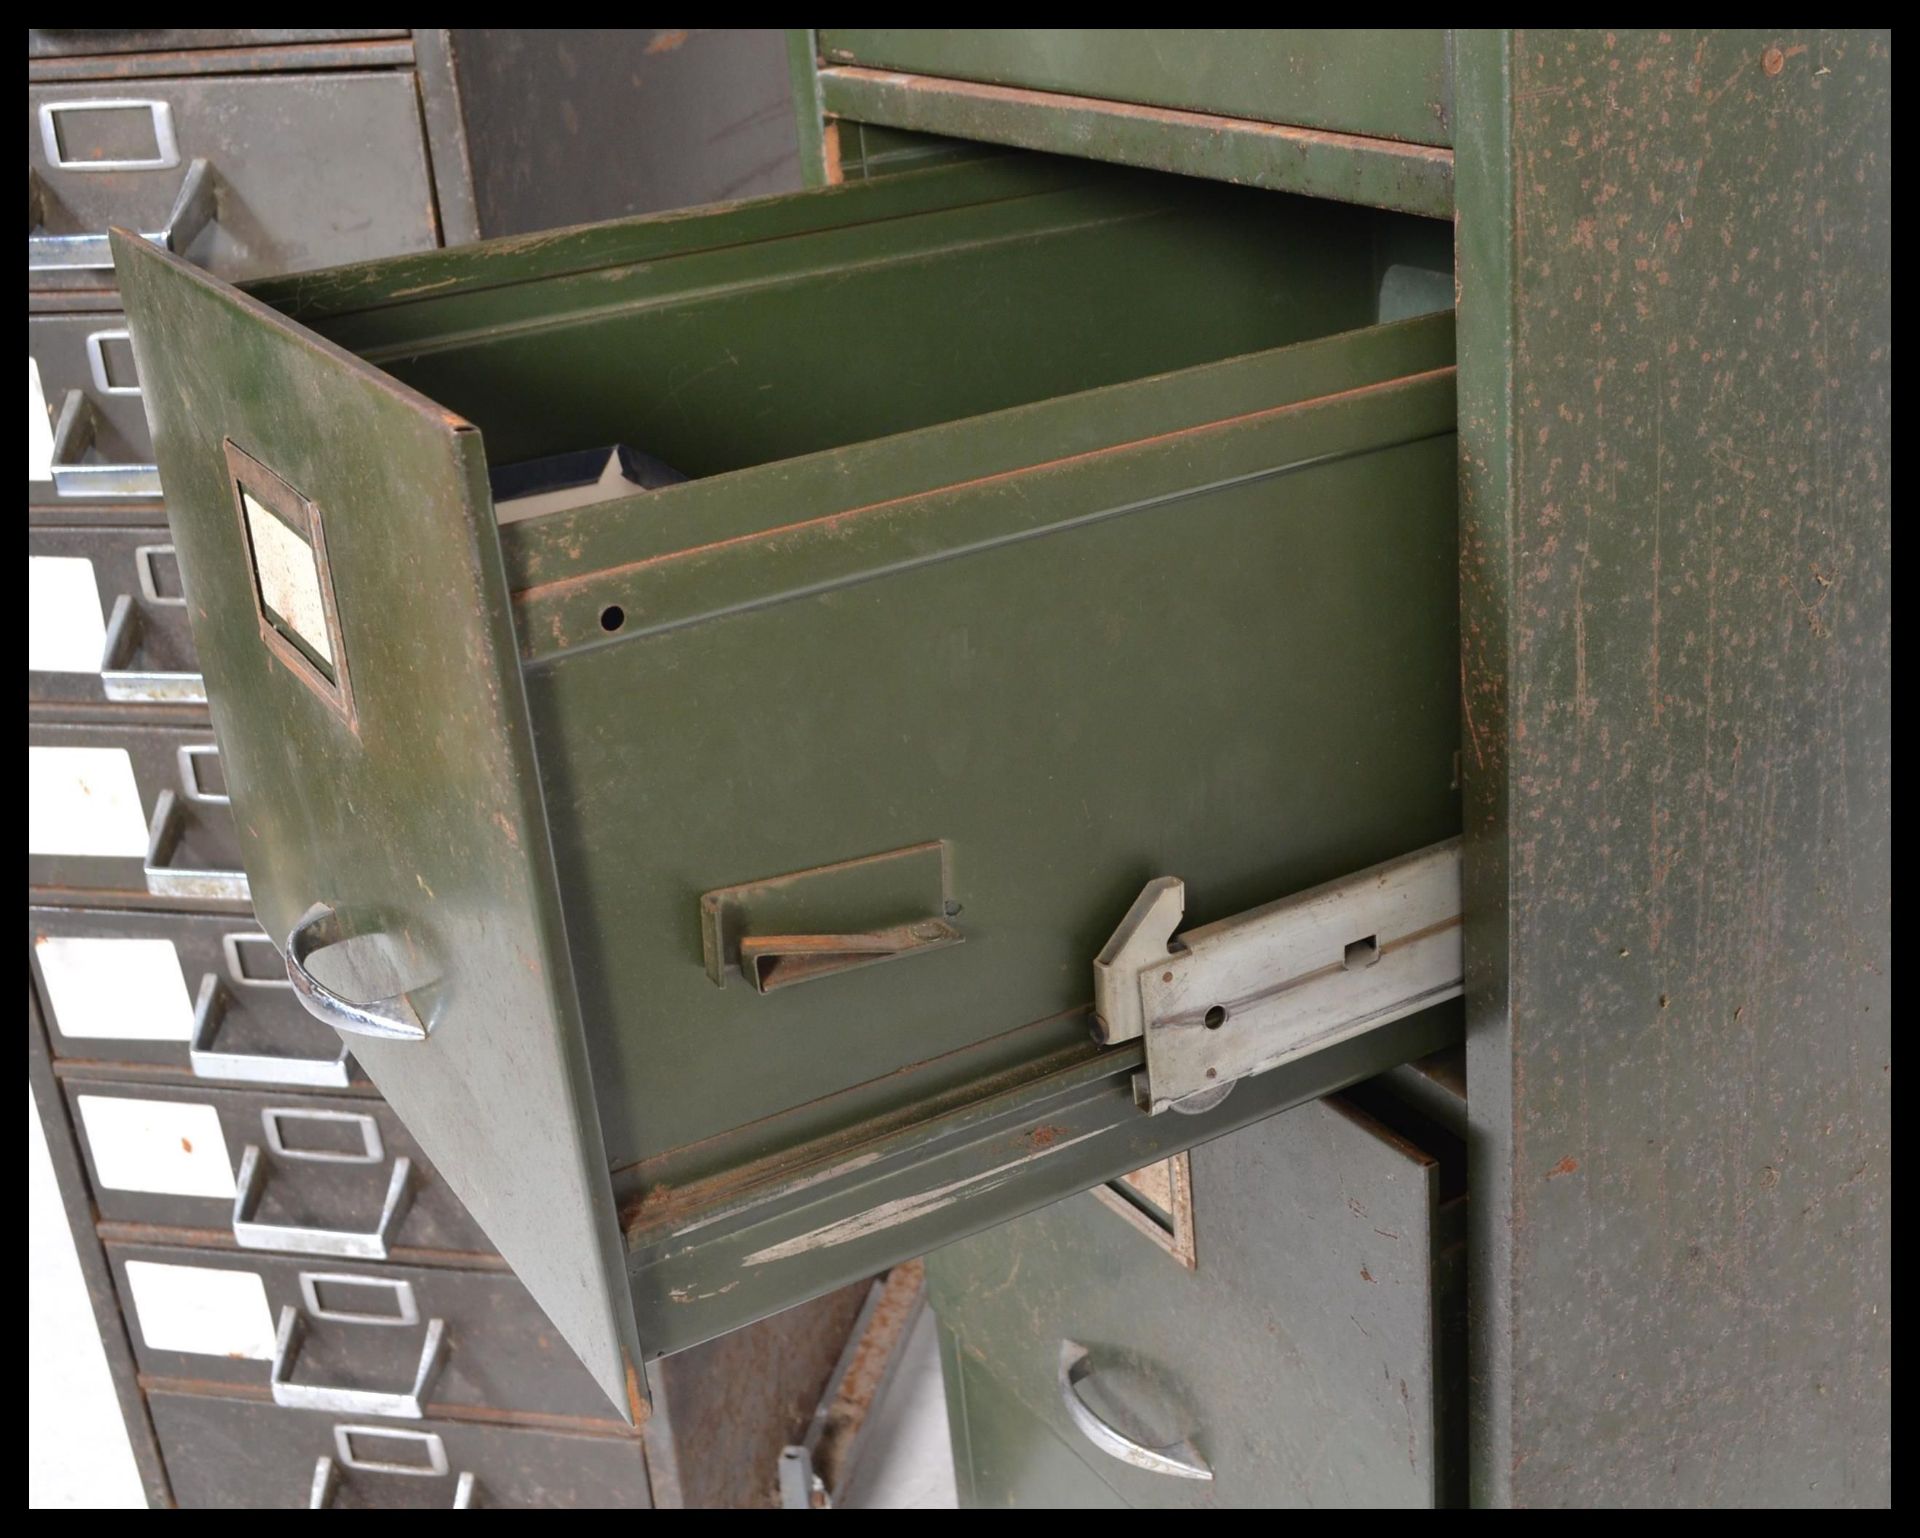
top-left (243, 492), bottom-right (333, 665)
top-left (27, 745), bottom-right (149, 856)
top-left (76, 1095), bottom-right (235, 1198)
top-left (124, 1260), bottom-right (275, 1359)
top-left (28, 556), bottom-right (106, 673)
top-left (37, 935), bottom-right (195, 1041)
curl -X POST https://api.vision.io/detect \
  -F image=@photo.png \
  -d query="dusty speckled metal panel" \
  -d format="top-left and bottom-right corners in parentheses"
top-left (929, 1091), bottom-right (1453, 1508)
top-left (147, 1390), bottom-right (650, 1509)
top-left (112, 232), bottom-right (645, 1423)
top-left (445, 29), bottom-right (801, 237)
top-left (30, 73), bottom-right (439, 291)
top-left (1455, 30), bottom-right (1891, 1507)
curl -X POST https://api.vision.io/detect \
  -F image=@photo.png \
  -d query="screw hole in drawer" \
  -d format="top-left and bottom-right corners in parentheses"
top-left (599, 604), bottom-right (625, 633)
top-left (1203, 1005), bottom-right (1227, 1030)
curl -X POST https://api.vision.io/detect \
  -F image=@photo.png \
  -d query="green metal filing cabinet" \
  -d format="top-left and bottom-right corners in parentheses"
top-left (28, 29), bottom-right (894, 1511)
top-left (104, 26), bottom-right (1888, 1508)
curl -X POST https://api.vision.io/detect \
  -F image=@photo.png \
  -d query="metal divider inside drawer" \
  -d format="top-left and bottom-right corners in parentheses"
top-left (29, 905), bottom-right (352, 1082)
top-left (106, 1241), bottom-right (626, 1423)
top-left (28, 719), bottom-right (245, 899)
top-left (65, 1077), bottom-right (491, 1255)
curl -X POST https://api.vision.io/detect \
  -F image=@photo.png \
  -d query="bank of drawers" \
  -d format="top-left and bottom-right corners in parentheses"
top-left (27, 31), bottom-right (773, 1510)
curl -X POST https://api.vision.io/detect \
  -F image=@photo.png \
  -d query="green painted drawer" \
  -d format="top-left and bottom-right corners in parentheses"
top-left (939, 1319), bottom-right (1129, 1510)
top-left (818, 28), bottom-right (1453, 147)
top-left (928, 1078), bottom-right (1466, 1508)
top-left (116, 152), bottom-right (1460, 1422)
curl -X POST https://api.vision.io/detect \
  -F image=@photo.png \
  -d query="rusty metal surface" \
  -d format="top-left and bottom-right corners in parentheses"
top-left (806, 1260), bottom-right (927, 1498)
top-left (817, 65), bottom-right (1454, 218)
top-left (643, 1279), bottom-right (871, 1509)
top-left (1455, 29), bottom-right (1891, 1507)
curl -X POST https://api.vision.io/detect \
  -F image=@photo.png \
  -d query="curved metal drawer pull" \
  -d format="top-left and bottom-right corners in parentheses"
top-left (271, 1304), bottom-right (447, 1419)
top-left (231, 1143), bottom-right (413, 1260)
top-left (286, 904), bottom-right (428, 1042)
top-left (1057, 1341), bottom-right (1212, 1481)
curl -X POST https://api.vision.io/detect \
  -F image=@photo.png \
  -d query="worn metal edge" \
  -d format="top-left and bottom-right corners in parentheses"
top-left (819, 64), bottom-right (1454, 219)
top-left (785, 29), bottom-right (831, 189)
top-left (26, 37), bottom-right (416, 85)
top-left (516, 365), bottom-right (1458, 660)
top-left (1450, 27), bottom-right (1518, 1511)
top-left (625, 1006), bottom-right (1458, 1357)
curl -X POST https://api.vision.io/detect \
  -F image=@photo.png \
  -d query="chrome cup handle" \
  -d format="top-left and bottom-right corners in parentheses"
top-left (286, 903), bottom-right (428, 1042)
top-left (1057, 1340), bottom-right (1212, 1481)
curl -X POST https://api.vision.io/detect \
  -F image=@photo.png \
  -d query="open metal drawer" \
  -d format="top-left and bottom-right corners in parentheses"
top-left (115, 154), bottom-right (1461, 1423)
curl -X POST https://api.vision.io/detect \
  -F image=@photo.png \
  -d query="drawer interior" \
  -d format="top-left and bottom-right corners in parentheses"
top-left (283, 155), bottom-right (1449, 489)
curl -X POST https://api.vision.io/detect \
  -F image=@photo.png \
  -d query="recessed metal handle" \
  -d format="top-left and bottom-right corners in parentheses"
top-left (188, 974), bottom-right (350, 1088)
top-left (1057, 1341), bottom-right (1212, 1481)
top-left (231, 1143), bottom-right (413, 1260)
top-left (738, 918), bottom-right (962, 994)
top-left (29, 153), bottom-right (214, 272)
top-left (47, 390), bottom-right (160, 498)
top-left (100, 591), bottom-right (206, 702)
top-left (310, 1439), bottom-right (476, 1508)
top-left (143, 788), bottom-right (249, 902)
top-left (270, 1304), bottom-right (447, 1419)
top-left (286, 903), bottom-right (429, 1043)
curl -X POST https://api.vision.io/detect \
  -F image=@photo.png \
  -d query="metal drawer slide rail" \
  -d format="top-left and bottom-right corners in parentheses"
top-left (1094, 838), bottom-right (1463, 1116)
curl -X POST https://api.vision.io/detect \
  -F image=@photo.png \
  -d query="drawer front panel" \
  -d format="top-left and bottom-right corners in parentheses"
top-left (147, 1390), bottom-right (649, 1509)
top-left (941, 1320), bottom-right (1129, 1511)
top-left (28, 719), bottom-right (242, 899)
top-left (29, 30), bottom-right (409, 58)
top-left (28, 311), bottom-right (158, 505)
top-left (817, 29), bottom-right (1453, 147)
top-left (29, 905), bottom-right (356, 1082)
top-left (929, 1093), bottom-right (1447, 1508)
top-left (108, 1242), bottom-right (620, 1422)
top-left (30, 72), bottom-right (438, 290)
top-left (63, 1076), bottom-right (492, 1255)
top-left (29, 525), bottom-right (202, 704)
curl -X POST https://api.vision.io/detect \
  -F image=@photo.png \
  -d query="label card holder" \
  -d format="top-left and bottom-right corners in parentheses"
top-left (225, 439), bottom-right (356, 731)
